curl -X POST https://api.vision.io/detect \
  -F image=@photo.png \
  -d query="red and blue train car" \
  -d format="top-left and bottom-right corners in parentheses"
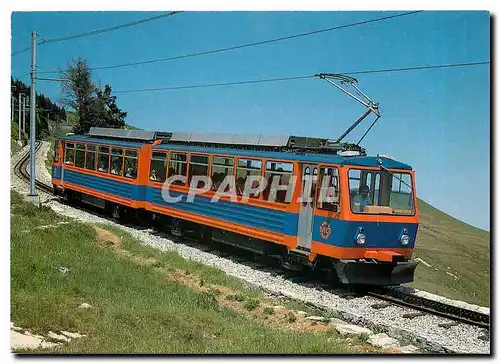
top-left (52, 127), bottom-right (419, 285)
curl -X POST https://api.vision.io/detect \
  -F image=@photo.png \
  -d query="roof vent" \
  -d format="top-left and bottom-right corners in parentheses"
top-left (338, 150), bottom-right (361, 157)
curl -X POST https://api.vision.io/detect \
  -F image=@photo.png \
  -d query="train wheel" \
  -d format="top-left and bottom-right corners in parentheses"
top-left (170, 218), bottom-right (184, 237)
top-left (199, 225), bottom-right (212, 245)
top-left (111, 205), bottom-right (122, 220)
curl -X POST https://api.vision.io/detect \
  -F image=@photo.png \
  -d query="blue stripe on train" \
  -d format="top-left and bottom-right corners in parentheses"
top-left (52, 165), bottom-right (62, 179)
top-left (60, 169), bottom-right (298, 235)
top-left (312, 216), bottom-right (418, 249)
top-left (63, 170), bottom-right (144, 201)
top-left (146, 186), bottom-right (298, 235)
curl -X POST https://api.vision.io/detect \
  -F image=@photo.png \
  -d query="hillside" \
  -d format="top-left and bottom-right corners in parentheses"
top-left (411, 199), bottom-right (490, 306)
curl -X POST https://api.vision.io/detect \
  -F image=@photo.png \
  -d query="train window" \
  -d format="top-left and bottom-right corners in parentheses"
top-left (64, 142), bottom-right (75, 165)
top-left (150, 152), bottom-right (167, 182)
top-left (97, 146), bottom-right (110, 173)
top-left (53, 141), bottom-right (60, 162)
top-left (263, 161), bottom-right (293, 203)
top-left (348, 169), bottom-right (414, 215)
top-left (188, 154), bottom-right (209, 186)
top-left (110, 148), bottom-right (124, 176)
top-left (85, 144), bottom-right (96, 170)
top-left (124, 150), bottom-right (138, 179)
top-left (75, 144), bottom-right (85, 168)
top-left (168, 153), bottom-right (188, 186)
top-left (211, 156), bottom-right (234, 191)
top-left (317, 167), bottom-right (339, 211)
top-left (236, 158), bottom-right (262, 197)
top-left (389, 173), bottom-right (413, 213)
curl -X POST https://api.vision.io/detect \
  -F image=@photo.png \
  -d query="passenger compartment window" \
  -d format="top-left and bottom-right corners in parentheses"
top-left (263, 161), bottom-right (293, 203)
top-left (124, 150), bottom-right (138, 179)
top-left (97, 146), bottom-right (110, 173)
top-left (236, 158), bottom-right (262, 197)
top-left (317, 166), bottom-right (339, 211)
top-left (150, 151), bottom-right (167, 182)
top-left (110, 148), bottom-right (124, 176)
top-left (168, 153), bottom-right (188, 186)
top-left (211, 156), bottom-right (234, 191)
top-left (53, 140), bottom-right (60, 162)
top-left (188, 154), bottom-right (209, 186)
top-left (85, 144), bottom-right (96, 170)
top-left (75, 144), bottom-right (85, 168)
top-left (64, 142), bottom-right (75, 165)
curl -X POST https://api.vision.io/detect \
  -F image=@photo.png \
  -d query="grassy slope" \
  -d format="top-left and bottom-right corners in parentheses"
top-left (11, 191), bottom-right (380, 354)
top-left (411, 198), bottom-right (490, 306)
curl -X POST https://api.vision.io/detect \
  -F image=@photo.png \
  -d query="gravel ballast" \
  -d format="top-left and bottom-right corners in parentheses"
top-left (10, 142), bottom-right (490, 354)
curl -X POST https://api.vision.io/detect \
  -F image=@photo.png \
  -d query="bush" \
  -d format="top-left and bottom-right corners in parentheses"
top-left (263, 307), bottom-right (274, 315)
top-left (286, 312), bottom-right (296, 323)
top-left (244, 298), bottom-right (260, 311)
top-left (196, 292), bottom-right (219, 311)
top-left (226, 294), bottom-right (244, 302)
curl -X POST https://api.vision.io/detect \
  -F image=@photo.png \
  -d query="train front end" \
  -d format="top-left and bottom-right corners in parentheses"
top-left (311, 156), bottom-right (419, 286)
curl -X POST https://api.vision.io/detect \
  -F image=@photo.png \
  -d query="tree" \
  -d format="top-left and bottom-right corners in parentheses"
top-left (61, 58), bottom-right (127, 134)
top-left (10, 77), bottom-right (66, 139)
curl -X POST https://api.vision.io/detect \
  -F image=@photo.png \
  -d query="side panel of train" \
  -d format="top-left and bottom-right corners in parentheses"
top-left (52, 136), bottom-right (419, 285)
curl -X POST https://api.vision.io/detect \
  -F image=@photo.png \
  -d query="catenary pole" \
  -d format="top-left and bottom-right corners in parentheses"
top-left (18, 93), bottom-right (21, 141)
top-left (28, 31), bottom-right (37, 196)
top-left (22, 95), bottom-right (25, 133)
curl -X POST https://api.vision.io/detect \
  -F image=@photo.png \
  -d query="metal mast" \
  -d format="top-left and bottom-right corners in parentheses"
top-left (28, 31), bottom-right (37, 197)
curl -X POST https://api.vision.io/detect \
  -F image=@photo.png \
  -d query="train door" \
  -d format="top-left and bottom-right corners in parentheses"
top-left (297, 164), bottom-right (318, 250)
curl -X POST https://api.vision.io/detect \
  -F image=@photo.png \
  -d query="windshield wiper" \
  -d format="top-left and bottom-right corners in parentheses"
top-left (379, 165), bottom-right (413, 191)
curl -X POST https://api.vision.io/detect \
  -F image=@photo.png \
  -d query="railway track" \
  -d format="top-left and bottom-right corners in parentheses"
top-left (13, 141), bottom-right (53, 195)
top-left (14, 143), bottom-right (490, 333)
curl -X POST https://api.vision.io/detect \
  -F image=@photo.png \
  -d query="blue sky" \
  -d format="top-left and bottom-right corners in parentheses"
top-left (11, 11), bottom-right (490, 230)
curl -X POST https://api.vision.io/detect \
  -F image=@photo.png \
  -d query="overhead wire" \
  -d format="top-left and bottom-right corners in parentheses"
top-left (11, 11), bottom-right (182, 56)
top-left (38, 11), bottom-right (182, 45)
top-left (37, 11), bottom-right (423, 74)
top-left (112, 60), bottom-right (490, 94)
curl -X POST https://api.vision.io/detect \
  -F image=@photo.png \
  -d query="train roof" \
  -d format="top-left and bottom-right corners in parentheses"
top-left (59, 134), bottom-right (412, 170)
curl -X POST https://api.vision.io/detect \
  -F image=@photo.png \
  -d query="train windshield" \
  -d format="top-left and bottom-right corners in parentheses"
top-left (348, 168), bottom-right (415, 215)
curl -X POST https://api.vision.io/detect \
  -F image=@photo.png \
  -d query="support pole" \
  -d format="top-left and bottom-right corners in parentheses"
top-left (18, 93), bottom-right (22, 142)
top-left (22, 95), bottom-right (25, 133)
top-left (11, 95), bottom-right (14, 122)
top-left (28, 30), bottom-right (37, 197)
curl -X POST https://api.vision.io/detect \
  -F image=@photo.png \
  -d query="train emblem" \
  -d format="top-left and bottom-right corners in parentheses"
top-left (319, 221), bottom-right (332, 240)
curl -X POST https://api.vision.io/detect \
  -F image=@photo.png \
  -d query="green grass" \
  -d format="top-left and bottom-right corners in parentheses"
top-left (411, 198), bottom-right (490, 306)
top-left (11, 191), bottom-right (376, 354)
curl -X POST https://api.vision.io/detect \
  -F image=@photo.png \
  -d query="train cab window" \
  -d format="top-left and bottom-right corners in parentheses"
top-left (124, 150), bottom-right (138, 179)
top-left (264, 161), bottom-right (293, 203)
top-left (150, 152), bottom-right (167, 182)
top-left (317, 167), bottom-right (339, 211)
top-left (188, 154), bottom-right (209, 186)
top-left (168, 152), bottom-right (188, 186)
top-left (110, 148), bottom-right (124, 176)
top-left (236, 159), bottom-right (262, 197)
top-left (348, 169), bottom-right (414, 215)
top-left (64, 143), bottom-right (75, 165)
top-left (97, 146), bottom-right (110, 173)
top-left (75, 144), bottom-right (85, 168)
top-left (211, 156), bottom-right (234, 191)
top-left (85, 144), bottom-right (96, 170)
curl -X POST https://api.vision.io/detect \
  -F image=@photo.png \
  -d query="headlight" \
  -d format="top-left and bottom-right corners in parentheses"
top-left (356, 233), bottom-right (366, 245)
top-left (400, 234), bottom-right (410, 246)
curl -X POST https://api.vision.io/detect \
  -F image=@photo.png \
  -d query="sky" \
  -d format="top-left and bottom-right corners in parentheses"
top-left (10, 11), bottom-right (490, 230)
